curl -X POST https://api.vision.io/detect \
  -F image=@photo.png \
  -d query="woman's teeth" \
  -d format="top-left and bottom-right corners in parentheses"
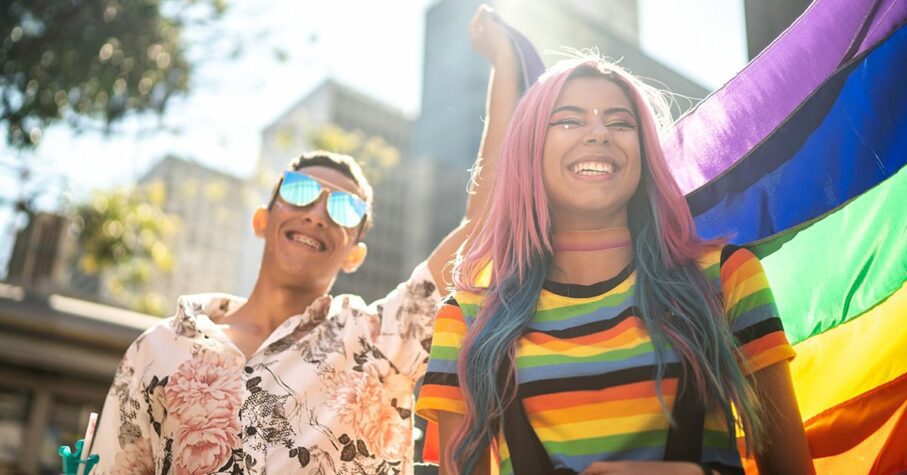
top-left (571, 161), bottom-right (614, 175)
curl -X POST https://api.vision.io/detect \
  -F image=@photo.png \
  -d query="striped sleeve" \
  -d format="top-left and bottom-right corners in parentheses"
top-left (415, 296), bottom-right (468, 422)
top-left (719, 245), bottom-right (796, 374)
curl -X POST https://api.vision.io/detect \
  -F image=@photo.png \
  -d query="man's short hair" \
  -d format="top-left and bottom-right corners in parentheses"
top-left (268, 150), bottom-right (375, 235)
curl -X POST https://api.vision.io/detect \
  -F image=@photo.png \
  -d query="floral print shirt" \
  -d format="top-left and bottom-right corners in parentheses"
top-left (91, 264), bottom-right (439, 475)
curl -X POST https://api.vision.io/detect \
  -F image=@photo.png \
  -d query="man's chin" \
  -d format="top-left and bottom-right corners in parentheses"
top-left (272, 259), bottom-right (338, 287)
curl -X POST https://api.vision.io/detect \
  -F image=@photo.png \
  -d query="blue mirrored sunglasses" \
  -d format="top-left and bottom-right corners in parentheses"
top-left (278, 171), bottom-right (369, 228)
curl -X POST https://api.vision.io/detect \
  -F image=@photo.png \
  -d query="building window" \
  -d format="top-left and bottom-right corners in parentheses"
top-left (0, 387), bottom-right (30, 473)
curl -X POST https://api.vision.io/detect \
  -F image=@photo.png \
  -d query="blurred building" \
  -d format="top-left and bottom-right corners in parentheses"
top-left (4, 213), bottom-right (70, 294)
top-left (407, 0), bottom-right (710, 265)
top-left (0, 282), bottom-right (155, 474)
top-left (139, 156), bottom-right (249, 314)
top-left (247, 79), bottom-right (418, 303)
top-left (743, 0), bottom-right (812, 59)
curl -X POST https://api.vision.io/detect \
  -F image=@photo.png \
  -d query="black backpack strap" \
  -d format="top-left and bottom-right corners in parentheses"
top-left (663, 369), bottom-right (706, 463)
top-left (501, 393), bottom-right (575, 475)
top-left (501, 366), bottom-right (704, 472)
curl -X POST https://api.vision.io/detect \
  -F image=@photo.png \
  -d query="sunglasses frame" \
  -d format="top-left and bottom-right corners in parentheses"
top-left (277, 171), bottom-right (369, 229)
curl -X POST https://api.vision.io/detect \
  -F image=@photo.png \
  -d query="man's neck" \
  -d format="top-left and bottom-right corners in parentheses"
top-left (221, 273), bottom-right (329, 359)
top-left (244, 282), bottom-right (326, 330)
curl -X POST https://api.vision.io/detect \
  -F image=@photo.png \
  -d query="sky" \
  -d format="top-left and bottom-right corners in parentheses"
top-left (0, 0), bottom-right (747, 263)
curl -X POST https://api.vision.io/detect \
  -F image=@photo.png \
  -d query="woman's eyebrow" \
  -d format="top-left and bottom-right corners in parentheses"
top-left (603, 107), bottom-right (637, 118)
top-left (550, 105), bottom-right (636, 118)
top-left (550, 105), bottom-right (585, 115)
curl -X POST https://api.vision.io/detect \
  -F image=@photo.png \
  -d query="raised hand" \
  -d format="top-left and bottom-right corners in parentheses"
top-left (468, 4), bottom-right (512, 64)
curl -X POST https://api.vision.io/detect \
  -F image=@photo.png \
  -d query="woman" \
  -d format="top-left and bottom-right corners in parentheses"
top-left (416, 8), bottom-right (813, 475)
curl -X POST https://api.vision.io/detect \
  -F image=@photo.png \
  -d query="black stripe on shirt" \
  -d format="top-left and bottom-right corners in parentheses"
top-left (528, 306), bottom-right (640, 340)
top-left (734, 317), bottom-right (785, 345)
top-left (518, 363), bottom-right (682, 399)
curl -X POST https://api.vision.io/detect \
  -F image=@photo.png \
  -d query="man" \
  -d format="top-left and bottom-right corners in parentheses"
top-left (91, 7), bottom-right (521, 473)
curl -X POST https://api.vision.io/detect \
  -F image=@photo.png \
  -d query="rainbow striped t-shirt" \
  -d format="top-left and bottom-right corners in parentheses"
top-left (415, 246), bottom-right (795, 473)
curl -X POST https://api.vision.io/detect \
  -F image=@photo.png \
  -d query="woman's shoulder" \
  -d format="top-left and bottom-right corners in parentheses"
top-left (446, 289), bottom-right (489, 307)
top-left (696, 243), bottom-right (758, 271)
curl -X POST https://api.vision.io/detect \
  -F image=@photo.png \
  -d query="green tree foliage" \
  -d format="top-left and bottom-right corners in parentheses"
top-left (0, 0), bottom-right (227, 148)
top-left (70, 182), bottom-right (177, 316)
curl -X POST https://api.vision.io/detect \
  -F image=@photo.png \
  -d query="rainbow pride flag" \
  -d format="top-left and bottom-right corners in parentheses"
top-left (662, 0), bottom-right (907, 472)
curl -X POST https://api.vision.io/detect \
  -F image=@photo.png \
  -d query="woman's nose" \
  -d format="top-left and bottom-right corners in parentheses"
top-left (584, 121), bottom-right (611, 144)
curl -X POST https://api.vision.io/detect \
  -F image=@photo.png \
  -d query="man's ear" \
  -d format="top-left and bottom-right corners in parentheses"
top-left (252, 206), bottom-right (269, 238)
top-left (341, 242), bottom-right (368, 273)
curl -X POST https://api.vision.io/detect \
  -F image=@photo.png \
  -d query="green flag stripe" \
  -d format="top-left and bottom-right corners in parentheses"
top-left (750, 165), bottom-right (907, 344)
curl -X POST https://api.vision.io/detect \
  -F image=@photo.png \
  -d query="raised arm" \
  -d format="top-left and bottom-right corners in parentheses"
top-left (426, 4), bottom-right (522, 291)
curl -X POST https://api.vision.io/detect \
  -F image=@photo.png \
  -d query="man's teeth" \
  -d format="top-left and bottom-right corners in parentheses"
top-left (290, 233), bottom-right (322, 250)
top-left (571, 161), bottom-right (614, 175)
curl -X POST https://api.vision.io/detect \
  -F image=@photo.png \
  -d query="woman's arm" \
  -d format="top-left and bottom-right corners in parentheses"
top-left (749, 360), bottom-right (815, 475)
top-left (463, 4), bottom-right (520, 221)
top-left (439, 411), bottom-right (493, 475)
top-left (426, 4), bottom-right (521, 290)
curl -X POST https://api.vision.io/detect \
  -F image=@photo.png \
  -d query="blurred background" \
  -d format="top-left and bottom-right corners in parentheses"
top-left (0, 0), bottom-right (810, 472)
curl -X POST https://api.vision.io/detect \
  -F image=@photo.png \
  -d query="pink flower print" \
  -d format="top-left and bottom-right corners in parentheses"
top-left (172, 405), bottom-right (241, 475)
top-left (111, 437), bottom-right (154, 475)
top-left (323, 371), bottom-right (384, 436)
top-left (366, 403), bottom-right (410, 461)
top-left (165, 351), bottom-right (242, 422)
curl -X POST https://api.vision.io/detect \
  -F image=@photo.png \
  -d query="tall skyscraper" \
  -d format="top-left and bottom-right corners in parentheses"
top-left (743, 0), bottom-right (811, 59)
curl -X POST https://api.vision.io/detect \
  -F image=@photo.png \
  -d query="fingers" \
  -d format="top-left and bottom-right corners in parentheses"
top-left (469, 4), bottom-right (489, 32)
top-left (470, 4), bottom-right (498, 35)
top-left (468, 3), bottom-right (511, 63)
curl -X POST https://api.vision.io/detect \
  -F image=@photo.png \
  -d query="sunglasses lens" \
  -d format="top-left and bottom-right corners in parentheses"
top-left (327, 192), bottom-right (368, 228)
top-left (280, 172), bottom-right (321, 206)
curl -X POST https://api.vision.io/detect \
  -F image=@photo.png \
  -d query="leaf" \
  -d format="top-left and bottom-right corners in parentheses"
top-left (356, 439), bottom-right (370, 457)
top-left (340, 442), bottom-right (357, 461)
top-left (297, 447), bottom-right (310, 467)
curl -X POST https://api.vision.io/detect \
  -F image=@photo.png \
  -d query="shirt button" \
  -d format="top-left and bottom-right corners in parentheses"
top-left (244, 366), bottom-right (253, 374)
top-left (246, 427), bottom-right (257, 436)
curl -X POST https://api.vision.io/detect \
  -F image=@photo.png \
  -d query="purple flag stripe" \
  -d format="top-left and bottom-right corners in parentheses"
top-left (505, 23), bottom-right (545, 90)
top-left (662, 0), bottom-right (907, 194)
top-left (859, 0), bottom-right (907, 52)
